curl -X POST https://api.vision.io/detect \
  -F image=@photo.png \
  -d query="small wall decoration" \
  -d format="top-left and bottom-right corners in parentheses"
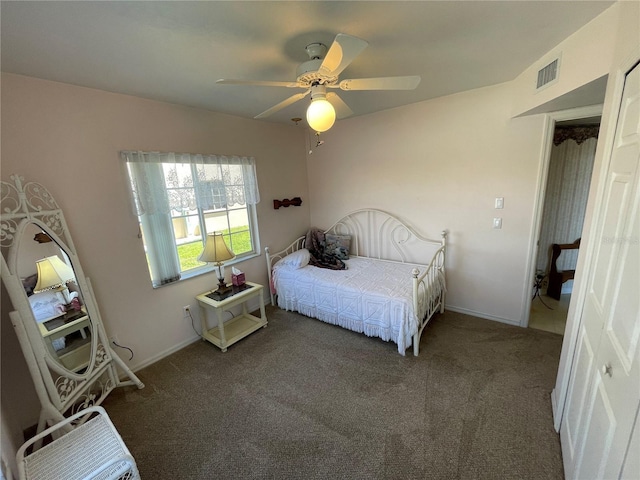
top-left (274, 197), bottom-right (302, 209)
top-left (33, 232), bottom-right (53, 243)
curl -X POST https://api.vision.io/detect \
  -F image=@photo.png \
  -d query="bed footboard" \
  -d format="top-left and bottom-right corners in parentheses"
top-left (265, 236), bottom-right (305, 305)
top-left (412, 238), bottom-right (446, 356)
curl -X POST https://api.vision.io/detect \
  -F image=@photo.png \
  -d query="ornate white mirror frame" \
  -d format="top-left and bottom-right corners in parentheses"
top-left (1, 175), bottom-right (143, 439)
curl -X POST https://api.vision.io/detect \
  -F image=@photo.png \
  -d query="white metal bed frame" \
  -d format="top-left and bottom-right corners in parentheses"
top-left (265, 209), bottom-right (446, 355)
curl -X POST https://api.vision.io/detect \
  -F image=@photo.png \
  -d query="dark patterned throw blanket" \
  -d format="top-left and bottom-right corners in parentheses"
top-left (305, 228), bottom-right (346, 270)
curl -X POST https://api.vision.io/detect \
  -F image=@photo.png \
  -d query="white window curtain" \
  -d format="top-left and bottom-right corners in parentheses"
top-left (121, 151), bottom-right (260, 287)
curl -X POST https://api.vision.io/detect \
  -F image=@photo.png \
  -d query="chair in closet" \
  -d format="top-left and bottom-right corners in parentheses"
top-left (547, 238), bottom-right (581, 300)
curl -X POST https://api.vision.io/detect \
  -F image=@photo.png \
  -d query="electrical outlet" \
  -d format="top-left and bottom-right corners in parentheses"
top-left (183, 305), bottom-right (191, 317)
top-left (493, 217), bottom-right (503, 229)
top-left (109, 335), bottom-right (119, 346)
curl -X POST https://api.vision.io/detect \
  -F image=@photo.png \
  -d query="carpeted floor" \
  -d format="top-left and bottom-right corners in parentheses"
top-left (103, 306), bottom-right (565, 479)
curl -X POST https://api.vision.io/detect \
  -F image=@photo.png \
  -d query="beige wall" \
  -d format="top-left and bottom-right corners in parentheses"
top-left (306, 81), bottom-right (546, 324)
top-left (1, 73), bottom-right (310, 436)
top-left (306, 0), bottom-right (638, 328)
top-left (1, 1), bottom-right (637, 472)
top-left (511, 2), bottom-right (622, 117)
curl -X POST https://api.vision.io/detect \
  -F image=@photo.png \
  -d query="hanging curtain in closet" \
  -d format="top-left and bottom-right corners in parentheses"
top-left (536, 127), bottom-right (598, 276)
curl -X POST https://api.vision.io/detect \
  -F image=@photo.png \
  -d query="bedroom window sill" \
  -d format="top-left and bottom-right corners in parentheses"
top-left (154, 253), bottom-right (260, 288)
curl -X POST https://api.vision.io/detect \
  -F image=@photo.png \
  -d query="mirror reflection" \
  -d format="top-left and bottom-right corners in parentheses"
top-left (18, 223), bottom-right (92, 372)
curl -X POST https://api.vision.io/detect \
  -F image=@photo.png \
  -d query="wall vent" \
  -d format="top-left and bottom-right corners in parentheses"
top-left (537, 58), bottom-right (559, 90)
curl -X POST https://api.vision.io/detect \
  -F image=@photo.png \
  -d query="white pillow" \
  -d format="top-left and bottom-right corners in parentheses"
top-left (276, 248), bottom-right (310, 269)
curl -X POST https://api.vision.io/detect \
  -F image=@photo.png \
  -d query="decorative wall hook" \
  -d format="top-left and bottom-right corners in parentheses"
top-left (33, 232), bottom-right (53, 243)
top-left (274, 197), bottom-right (302, 209)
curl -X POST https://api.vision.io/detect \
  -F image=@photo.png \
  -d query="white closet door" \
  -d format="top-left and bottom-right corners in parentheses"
top-left (560, 61), bottom-right (640, 479)
top-left (621, 407), bottom-right (639, 480)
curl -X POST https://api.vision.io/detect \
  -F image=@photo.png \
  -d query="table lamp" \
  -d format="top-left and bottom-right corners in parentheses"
top-left (198, 233), bottom-right (235, 295)
top-left (34, 255), bottom-right (76, 305)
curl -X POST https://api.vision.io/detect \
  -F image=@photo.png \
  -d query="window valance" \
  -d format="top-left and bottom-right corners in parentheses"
top-left (553, 126), bottom-right (599, 146)
top-left (121, 151), bottom-right (260, 216)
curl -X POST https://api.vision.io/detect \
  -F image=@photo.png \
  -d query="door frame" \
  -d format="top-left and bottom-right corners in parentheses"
top-left (520, 103), bottom-right (603, 330)
top-left (552, 47), bottom-right (640, 432)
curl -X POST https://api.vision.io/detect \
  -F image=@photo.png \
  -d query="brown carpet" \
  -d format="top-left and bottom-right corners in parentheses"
top-left (103, 306), bottom-right (564, 479)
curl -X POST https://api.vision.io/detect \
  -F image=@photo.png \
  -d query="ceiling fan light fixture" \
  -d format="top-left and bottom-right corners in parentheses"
top-left (219, 34), bottom-right (420, 125)
top-left (306, 98), bottom-right (335, 132)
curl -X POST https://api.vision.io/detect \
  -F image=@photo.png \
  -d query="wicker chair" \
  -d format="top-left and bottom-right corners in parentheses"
top-left (16, 406), bottom-right (140, 480)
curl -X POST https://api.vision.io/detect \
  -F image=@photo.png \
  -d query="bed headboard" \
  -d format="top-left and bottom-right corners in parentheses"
top-left (265, 209), bottom-right (446, 306)
top-left (325, 209), bottom-right (445, 264)
top-left (266, 209), bottom-right (446, 268)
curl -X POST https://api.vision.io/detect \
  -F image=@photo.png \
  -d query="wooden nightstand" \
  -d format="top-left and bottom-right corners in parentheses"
top-left (196, 282), bottom-right (267, 352)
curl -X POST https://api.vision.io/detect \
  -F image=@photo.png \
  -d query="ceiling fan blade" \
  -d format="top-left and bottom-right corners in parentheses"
top-left (337, 75), bottom-right (421, 91)
top-left (326, 92), bottom-right (354, 119)
top-left (254, 90), bottom-right (310, 119)
top-left (217, 79), bottom-right (299, 88)
top-left (318, 33), bottom-right (369, 78)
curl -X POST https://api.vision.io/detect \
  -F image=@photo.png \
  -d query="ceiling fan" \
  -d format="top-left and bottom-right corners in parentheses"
top-left (216, 33), bottom-right (421, 132)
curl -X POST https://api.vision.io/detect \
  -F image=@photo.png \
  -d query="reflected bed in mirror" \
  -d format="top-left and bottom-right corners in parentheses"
top-left (18, 223), bottom-right (92, 372)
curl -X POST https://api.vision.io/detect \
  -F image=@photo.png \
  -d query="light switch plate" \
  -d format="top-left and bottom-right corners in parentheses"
top-left (493, 217), bottom-right (502, 229)
top-left (495, 197), bottom-right (504, 209)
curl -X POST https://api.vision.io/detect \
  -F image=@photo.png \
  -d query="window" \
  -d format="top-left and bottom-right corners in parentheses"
top-left (121, 151), bottom-right (260, 288)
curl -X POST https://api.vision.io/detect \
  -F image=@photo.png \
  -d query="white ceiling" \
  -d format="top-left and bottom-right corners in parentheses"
top-left (1, 1), bottom-right (615, 126)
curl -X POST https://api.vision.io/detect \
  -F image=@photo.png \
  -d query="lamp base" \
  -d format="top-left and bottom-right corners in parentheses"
top-left (214, 278), bottom-right (231, 295)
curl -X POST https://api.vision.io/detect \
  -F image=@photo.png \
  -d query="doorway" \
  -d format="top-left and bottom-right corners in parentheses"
top-left (529, 115), bottom-right (601, 335)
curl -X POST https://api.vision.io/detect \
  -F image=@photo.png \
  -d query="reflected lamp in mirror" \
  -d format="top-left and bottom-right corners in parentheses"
top-left (198, 233), bottom-right (235, 295)
top-left (34, 255), bottom-right (76, 305)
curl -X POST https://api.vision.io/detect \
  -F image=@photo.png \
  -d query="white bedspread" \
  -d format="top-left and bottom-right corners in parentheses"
top-left (273, 257), bottom-right (429, 354)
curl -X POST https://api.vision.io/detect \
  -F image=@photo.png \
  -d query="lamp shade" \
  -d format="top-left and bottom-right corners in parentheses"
top-left (306, 98), bottom-right (336, 132)
top-left (198, 233), bottom-right (235, 264)
top-left (34, 256), bottom-right (76, 293)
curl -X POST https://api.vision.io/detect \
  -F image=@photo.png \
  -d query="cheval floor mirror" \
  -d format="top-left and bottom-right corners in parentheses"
top-left (1, 175), bottom-right (144, 444)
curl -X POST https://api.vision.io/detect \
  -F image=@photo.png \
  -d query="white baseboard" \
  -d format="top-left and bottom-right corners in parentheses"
top-left (127, 294), bottom-right (270, 373)
top-left (551, 388), bottom-right (561, 432)
top-left (445, 305), bottom-right (520, 326)
top-left (128, 334), bottom-right (201, 373)
top-left (126, 301), bottom-right (518, 374)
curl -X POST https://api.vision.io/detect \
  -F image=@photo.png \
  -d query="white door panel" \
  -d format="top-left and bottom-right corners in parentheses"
top-left (561, 61), bottom-right (640, 479)
top-left (590, 174), bottom-right (632, 311)
top-left (620, 406), bottom-right (639, 480)
top-left (575, 376), bottom-right (617, 479)
top-left (563, 328), bottom-right (596, 462)
top-left (608, 177), bottom-right (640, 366)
